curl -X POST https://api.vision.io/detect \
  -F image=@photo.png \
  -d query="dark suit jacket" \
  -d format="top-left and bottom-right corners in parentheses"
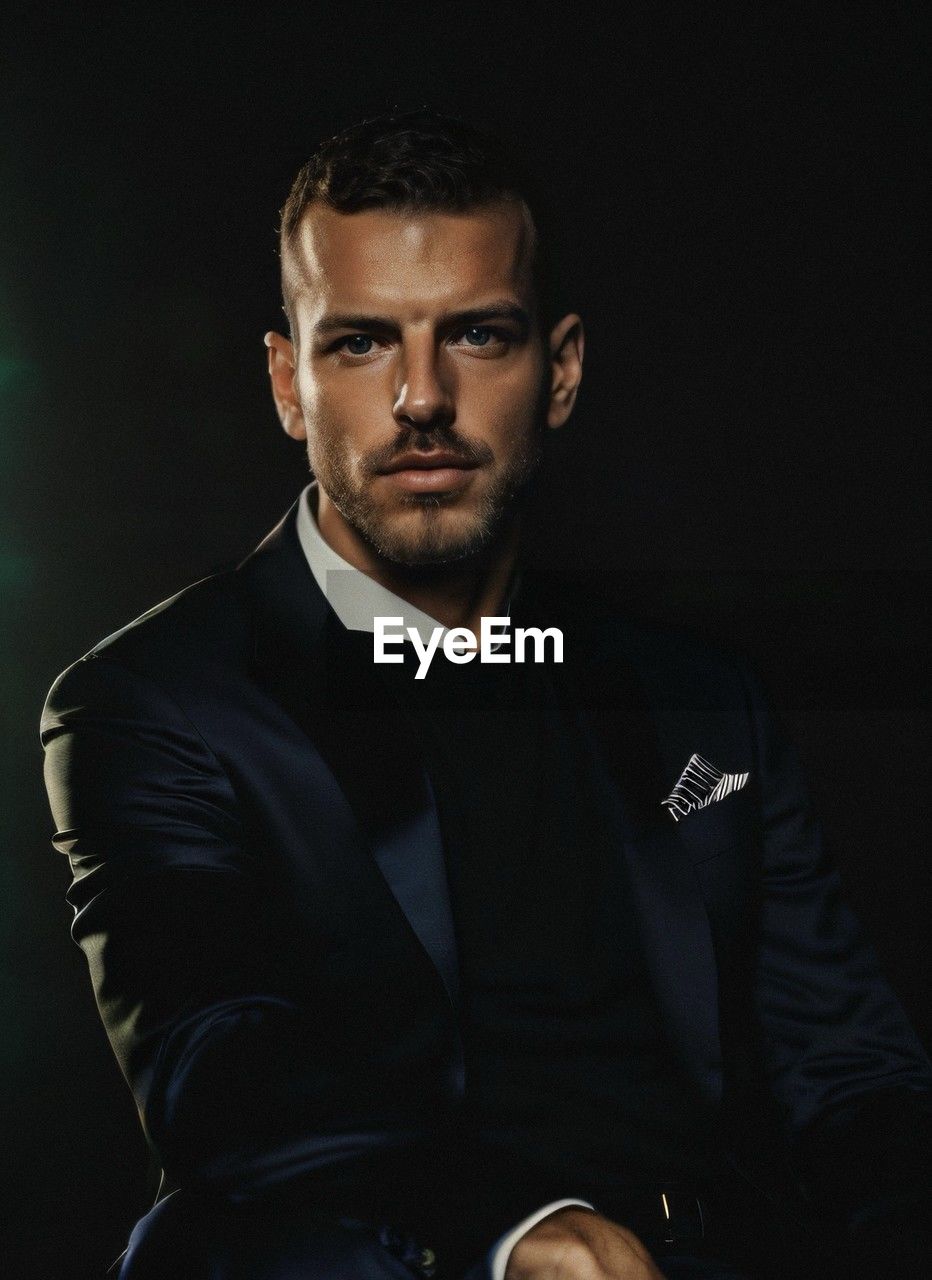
top-left (40, 494), bottom-right (931, 1277)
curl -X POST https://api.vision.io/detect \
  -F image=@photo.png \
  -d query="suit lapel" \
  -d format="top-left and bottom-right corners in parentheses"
top-left (238, 505), bottom-right (721, 1103)
top-left (577, 708), bottom-right (723, 1104)
top-left (516, 579), bottom-right (723, 1105)
top-left (236, 498), bottom-right (461, 1016)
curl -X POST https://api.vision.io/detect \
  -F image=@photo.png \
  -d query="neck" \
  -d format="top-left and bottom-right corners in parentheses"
top-left (315, 487), bottom-right (522, 635)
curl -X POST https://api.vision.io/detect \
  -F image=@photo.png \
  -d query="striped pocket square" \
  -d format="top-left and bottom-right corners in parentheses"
top-left (662, 752), bottom-right (750, 823)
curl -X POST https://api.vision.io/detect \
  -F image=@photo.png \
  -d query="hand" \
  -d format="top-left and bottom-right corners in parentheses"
top-left (505, 1206), bottom-right (666, 1279)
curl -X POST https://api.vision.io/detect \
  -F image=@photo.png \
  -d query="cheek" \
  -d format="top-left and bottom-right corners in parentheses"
top-left (467, 363), bottom-right (544, 439)
top-left (300, 376), bottom-right (380, 451)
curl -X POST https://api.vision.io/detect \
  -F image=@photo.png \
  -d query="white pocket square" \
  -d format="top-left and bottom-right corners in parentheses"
top-left (662, 753), bottom-right (750, 823)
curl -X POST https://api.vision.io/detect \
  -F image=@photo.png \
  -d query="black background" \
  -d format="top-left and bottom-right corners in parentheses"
top-left (2, 4), bottom-right (928, 1276)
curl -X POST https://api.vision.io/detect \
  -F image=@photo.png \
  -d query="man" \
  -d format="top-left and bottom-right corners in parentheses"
top-left (40, 110), bottom-right (930, 1279)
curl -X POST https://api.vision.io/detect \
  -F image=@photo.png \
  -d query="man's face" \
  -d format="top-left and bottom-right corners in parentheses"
top-left (268, 200), bottom-right (576, 567)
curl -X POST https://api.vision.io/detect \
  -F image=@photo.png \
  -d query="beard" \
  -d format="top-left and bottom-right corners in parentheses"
top-left (307, 421), bottom-right (545, 568)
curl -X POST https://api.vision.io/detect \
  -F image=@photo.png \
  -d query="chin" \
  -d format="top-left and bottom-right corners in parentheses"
top-left (371, 505), bottom-right (499, 568)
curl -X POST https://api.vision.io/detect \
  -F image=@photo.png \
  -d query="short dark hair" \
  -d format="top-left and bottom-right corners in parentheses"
top-left (278, 107), bottom-right (563, 342)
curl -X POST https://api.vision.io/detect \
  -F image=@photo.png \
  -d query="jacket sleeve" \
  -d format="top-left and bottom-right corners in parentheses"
top-left (737, 656), bottom-right (932, 1236)
top-left (40, 651), bottom-right (412, 1207)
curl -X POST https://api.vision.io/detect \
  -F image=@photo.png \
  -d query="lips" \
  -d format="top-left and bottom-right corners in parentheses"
top-left (379, 451), bottom-right (479, 474)
top-left (377, 452), bottom-right (480, 494)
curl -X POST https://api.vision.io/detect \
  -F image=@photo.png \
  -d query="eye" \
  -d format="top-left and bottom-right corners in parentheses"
top-left (338, 334), bottom-right (375, 356)
top-left (461, 325), bottom-right (494, 347)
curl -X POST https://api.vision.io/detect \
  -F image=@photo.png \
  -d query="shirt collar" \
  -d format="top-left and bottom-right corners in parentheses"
top-left (295, 480), bottom-right (514, 647)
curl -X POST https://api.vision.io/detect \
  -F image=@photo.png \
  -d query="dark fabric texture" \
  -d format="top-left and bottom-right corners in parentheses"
top-left (39, 492), bottom-right (932, 1278)
top-left (378, 639), bottom-right (719, 1245)
top-left (117, 1192), bottom-right (429, 1280)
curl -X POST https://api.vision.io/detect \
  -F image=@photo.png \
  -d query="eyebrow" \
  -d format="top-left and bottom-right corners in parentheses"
top-left (312, 300), bottom-right (531, 338)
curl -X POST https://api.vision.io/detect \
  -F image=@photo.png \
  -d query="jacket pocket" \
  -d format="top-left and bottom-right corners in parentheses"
top-left (669, 783), bottom-right (760, 864)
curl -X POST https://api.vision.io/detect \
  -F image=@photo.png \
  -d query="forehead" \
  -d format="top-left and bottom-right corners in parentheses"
top-left (285, 200), bottom-right (535, 318)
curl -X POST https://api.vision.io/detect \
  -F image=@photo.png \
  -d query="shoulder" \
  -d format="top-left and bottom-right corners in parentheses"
top-left (41, 567), bottom-right (253, 722)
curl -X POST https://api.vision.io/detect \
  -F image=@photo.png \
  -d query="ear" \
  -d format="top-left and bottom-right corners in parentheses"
top-left (545, 313), bottom-right (585, 430)
top-left (264, 331), bottom-right (307, 441)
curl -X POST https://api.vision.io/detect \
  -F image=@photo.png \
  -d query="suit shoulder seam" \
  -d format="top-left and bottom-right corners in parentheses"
top-left (76, 652), bottom-right (235, 793)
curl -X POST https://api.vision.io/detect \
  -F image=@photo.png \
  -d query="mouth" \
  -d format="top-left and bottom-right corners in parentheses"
top-left (376, 452), bottom-right (481, 495)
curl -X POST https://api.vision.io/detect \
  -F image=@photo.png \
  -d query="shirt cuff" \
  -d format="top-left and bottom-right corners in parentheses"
top-left (489, 1198), bottom-right (597, 1280)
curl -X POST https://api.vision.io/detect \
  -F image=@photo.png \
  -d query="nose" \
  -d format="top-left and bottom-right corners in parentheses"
top-left (392, 335), bottom-right (454, 431)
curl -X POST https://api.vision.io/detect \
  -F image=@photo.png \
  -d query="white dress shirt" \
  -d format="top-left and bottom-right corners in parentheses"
top-left (295, 480), bottom-right (596, 1277)
top-left (296, 481), bottom-right (454, 642)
